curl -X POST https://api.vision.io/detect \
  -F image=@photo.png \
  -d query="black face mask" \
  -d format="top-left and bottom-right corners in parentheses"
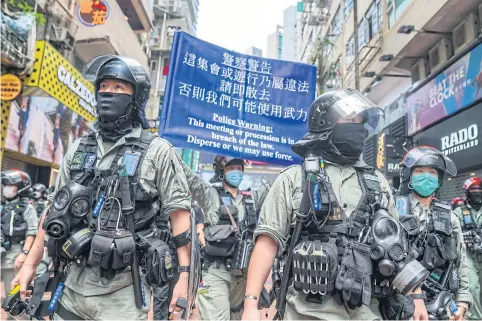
top-left (96, 92), bottom-right (133, 125)
top-left (331, 123), bottom-right (368, 164)
top-left (468, 191), bottom-right (482, 204)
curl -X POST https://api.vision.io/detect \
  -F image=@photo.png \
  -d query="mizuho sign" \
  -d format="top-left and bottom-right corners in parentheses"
top-left (440, 124), bottom-right (478, 156)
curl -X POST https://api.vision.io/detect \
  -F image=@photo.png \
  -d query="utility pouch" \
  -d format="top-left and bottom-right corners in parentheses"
top-left (292, 240), bottom-right (338, 296)
top-left (379, 294), bottom-right (415, 320)
top-left (204, 225), bottom-right (237, 257)
top-left (399, 215), bottom-right (420, 237)
top-left (232, 233), bottom-right (254, 277)
top-left (335, 241), bottom-right (372, 309)
top-left (144, 239), bottom-right (173, 286)
top-left (423, 234), bottom-right (447, 269)
top-left (88, 229), bottom-right (136, 270)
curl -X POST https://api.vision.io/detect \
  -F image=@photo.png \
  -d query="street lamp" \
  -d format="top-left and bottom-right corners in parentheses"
top-left (363, 71), bottom-right (411, 78)
top-left (397, 25), bottom-right (451, 36)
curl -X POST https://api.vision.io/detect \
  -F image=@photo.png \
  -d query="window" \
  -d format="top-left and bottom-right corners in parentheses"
top-left (387, 0), bottom-right (412, 29)
top-left (150, 60), bottom-right (158, 72)
top-left (344, 0), bottom-right (353, 20)
top-left (358, 19), bottom-right (368, 48)
top-left (330, 6), bottom-right (341, 38)
top-left (345, 35), bottom-right (354, 65)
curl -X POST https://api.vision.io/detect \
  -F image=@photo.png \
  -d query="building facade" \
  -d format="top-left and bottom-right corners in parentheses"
top-left (267, 25), bottom-right (283, 59)
top-left (300, 0), bottom-right (482, 200)
top-left (245, 46), bottom-right (263, 57)
top-left (282, 4), bottom-right (302, 62)
top-left (1, 0), bottom-right (154, 186)
top-left (146, 0), bottom-right (199, 170)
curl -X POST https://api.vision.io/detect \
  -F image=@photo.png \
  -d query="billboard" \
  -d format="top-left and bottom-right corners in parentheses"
top-left (5, 95), bottom-right (88, 165)
top-left (407, 43), bottom-right (482, 135)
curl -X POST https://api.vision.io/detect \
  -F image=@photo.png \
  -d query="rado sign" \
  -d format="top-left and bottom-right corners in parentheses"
top-left (414, 104), bottom-right (482, 172)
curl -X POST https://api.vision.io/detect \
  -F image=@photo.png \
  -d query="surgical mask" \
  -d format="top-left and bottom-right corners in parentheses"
top-left (411, 173), bottom-right (439, 198)
top-left (468, 191), bottom-right (482, 204)
top-left (225, 170), bottom-right (243, 187)
top-left (3, 186), bottom-right (17, 199)
top-left (96, 92), bottom-right (132, 125)
top-left (331, 123), bottom-right (368, 164)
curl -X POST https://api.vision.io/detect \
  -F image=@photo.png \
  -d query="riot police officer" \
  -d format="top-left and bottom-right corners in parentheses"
top-left (178, 155), bottom-right (257, 320)
top-left (242, 89), bottom-right (423, 320)
top-left (30, 183), bottom-right (48, 218)
top-left (1, 170), bottom-right (39, 293)
top-left (452, 197), bottom-right (465, 211)
top-left (9, 55), bottom-right (193, 320)
top-left (453, 177), bottom-right (481, 320)
top-left (393, 146), bottom-right (472, 320)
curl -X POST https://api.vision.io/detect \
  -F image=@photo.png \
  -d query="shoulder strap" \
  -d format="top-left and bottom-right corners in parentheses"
top-left (215, 187), bottom-right (239, 232)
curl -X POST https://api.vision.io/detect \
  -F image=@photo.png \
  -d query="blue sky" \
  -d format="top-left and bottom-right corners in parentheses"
top-left (197, 0), bottom-right (297, 56)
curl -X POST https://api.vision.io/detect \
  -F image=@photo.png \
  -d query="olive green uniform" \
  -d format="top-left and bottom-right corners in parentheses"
top-left (1, 201), bottom-right (38, 293)
top-left (184, 165), bottom-right (264, 321)
top-left (254, 161), bottom-right (395, 320)
top-left (409, 194), bottom-right (472, 309)
top-left (52, 122), bottom-right (192, 320)
top-left (454, 204), bottom-right (482, 319)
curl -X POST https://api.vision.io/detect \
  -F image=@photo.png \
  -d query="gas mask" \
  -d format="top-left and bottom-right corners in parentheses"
top-left (468, 189), bottom-right (482, 204)
top-left (369, 203), bottom-right (429, 295)
top-left (44, 180), bottom-right (93, 240)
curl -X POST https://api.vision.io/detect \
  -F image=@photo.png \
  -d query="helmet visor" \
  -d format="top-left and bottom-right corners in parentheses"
top-left (82, 55), bottom-right (149, 83)
top-left (331, 89), bottom-right (385, 135)
top-left (402, 146), bottom-right (457, 176)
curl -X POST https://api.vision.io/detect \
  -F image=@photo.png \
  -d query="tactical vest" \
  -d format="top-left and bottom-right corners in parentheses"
top-left (302, 167), bottom-right (383, 240)
top-left (71, 130), bottom-right (159, 232)
top-left (397, 197), bottom-right (459, 293)
top-left (0, 197), bottom-right (29, 242)
top-left (214, 187), bottom-right (257, 232)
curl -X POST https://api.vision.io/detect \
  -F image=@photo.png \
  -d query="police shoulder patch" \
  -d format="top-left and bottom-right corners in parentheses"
top-left (463, 209), bottom-right (470, 215)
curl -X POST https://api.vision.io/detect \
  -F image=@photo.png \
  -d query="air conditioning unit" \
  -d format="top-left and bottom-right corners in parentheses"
top-left (410, 58), bottom-right (429, 84)
top-left (49, 19), bottom-right (78, 50)
top-left (428, 38), bottom-right (453, 71)
top-left (452, 12), bottom-right (480, 54)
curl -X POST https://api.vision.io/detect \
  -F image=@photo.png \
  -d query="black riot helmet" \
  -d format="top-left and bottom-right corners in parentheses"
top-left (82, 55), bottom-right (151, 128)
top-left (209, 155), bottom-right (244, 183)
top-left (398, 146), bottom-right (457, 196)
top-left (32, 183), bottom-right (47, 200)
top-left (291, 88), bottom-right (384, 159)
top-left (1, 170), bottom-right (32, 197)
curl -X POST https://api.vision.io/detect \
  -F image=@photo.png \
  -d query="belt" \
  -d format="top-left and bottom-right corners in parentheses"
top-left (57, 304), bottom-right (84, 320)
top-left (320, 225), bottom-right (362, 237)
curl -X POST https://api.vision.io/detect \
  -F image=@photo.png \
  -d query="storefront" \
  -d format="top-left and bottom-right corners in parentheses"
top-left (414, 103), bottom-right (482, 201)
top-left (0, 41), bottom-right (96, 186)
top-left (408, 42), bottom-right (482, 201)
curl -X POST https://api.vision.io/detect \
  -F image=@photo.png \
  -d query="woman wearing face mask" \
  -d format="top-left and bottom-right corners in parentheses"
top-left (394, 146), bottom-right (472, 321)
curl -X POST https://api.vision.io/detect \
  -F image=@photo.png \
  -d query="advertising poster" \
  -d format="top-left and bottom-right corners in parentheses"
top-left (5, 95), bottom-right (88, 165)
top-left (159, 32), bottom-right (317, 166)
top-left (407, 43), bottom-right (482, 135)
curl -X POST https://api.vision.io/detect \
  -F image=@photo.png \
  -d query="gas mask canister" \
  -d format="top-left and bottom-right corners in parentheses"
top-left (369, 203), bottom-right (429, 295)
top-left (45, 180), bottom-right (93, 240)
